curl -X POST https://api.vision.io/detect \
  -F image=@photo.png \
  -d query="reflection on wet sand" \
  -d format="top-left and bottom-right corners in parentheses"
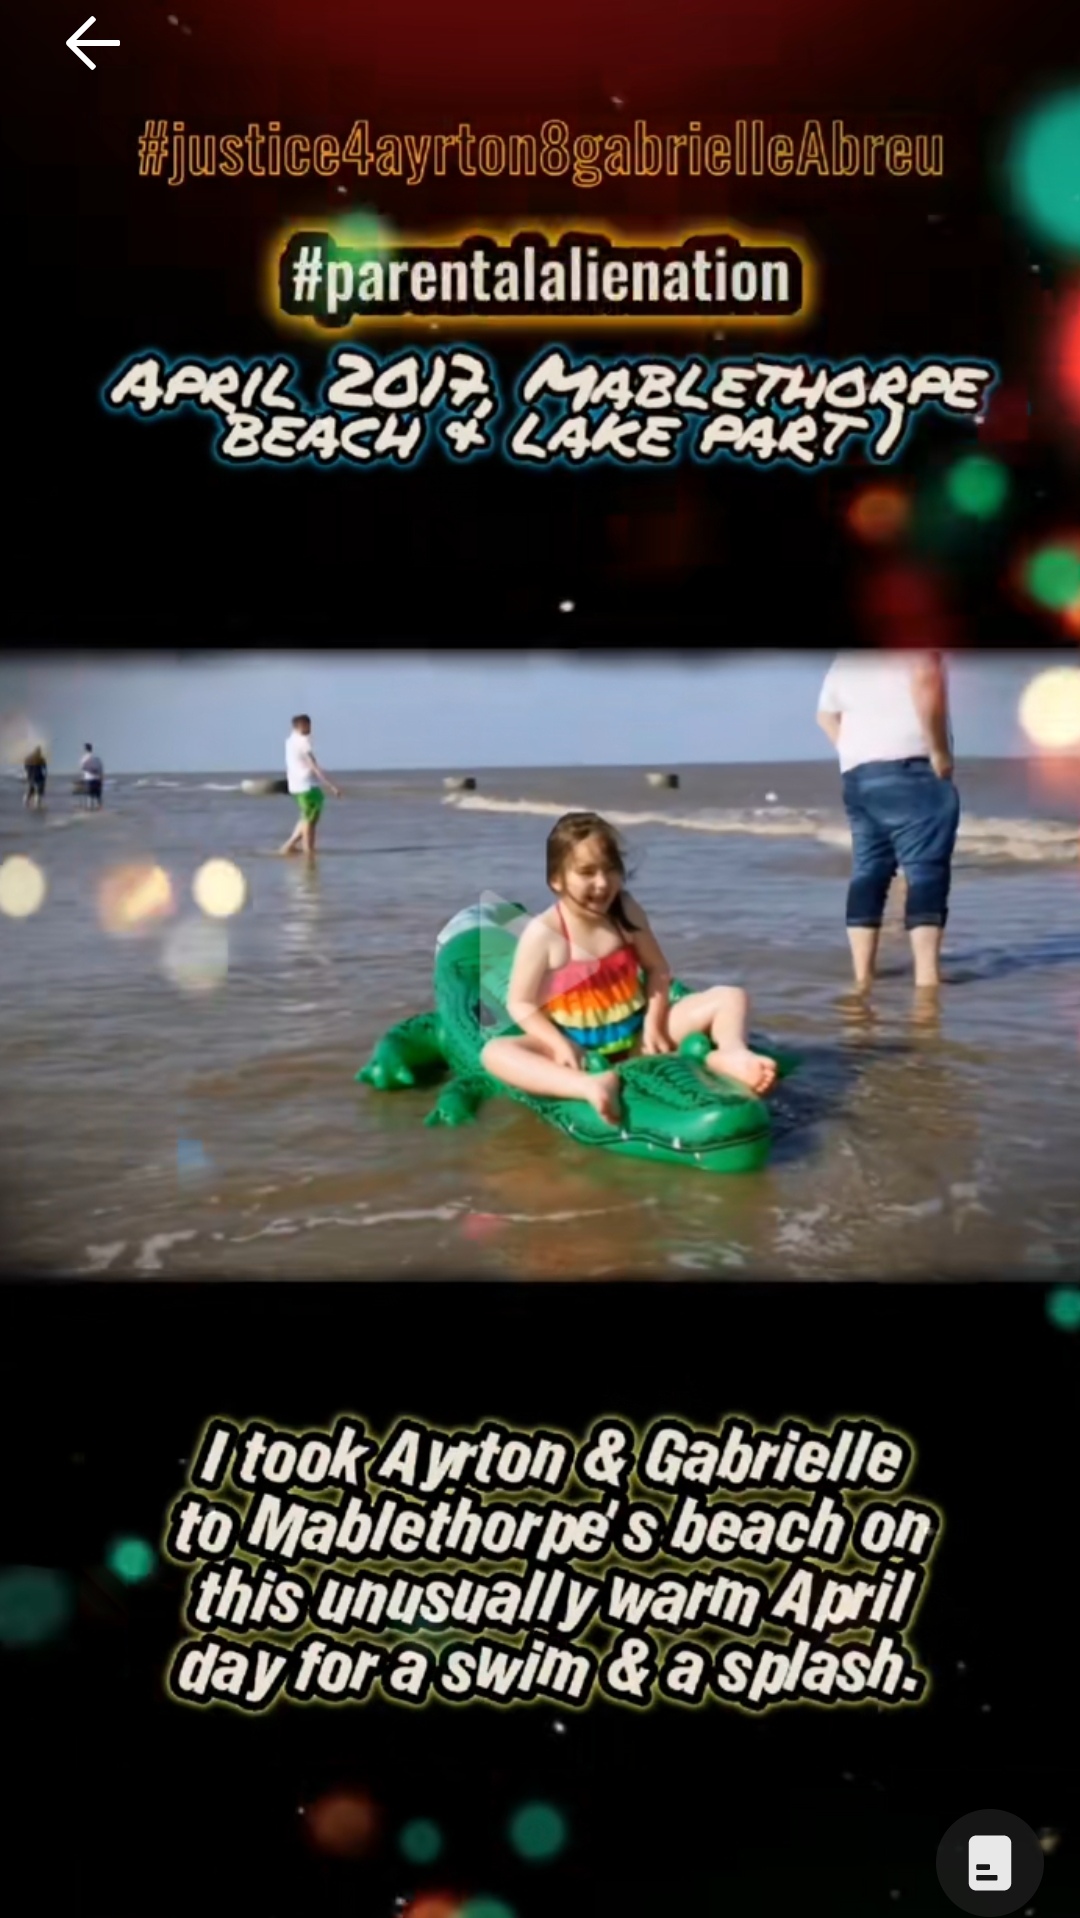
top-left (280, 860), bottom-right (325, 964)
top-left (836, 988), bottom-right (877, 1032)
top-left (911, 987), bottom-right (942, 1034)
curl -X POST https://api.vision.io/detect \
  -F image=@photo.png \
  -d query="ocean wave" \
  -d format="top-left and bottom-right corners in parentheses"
top-left (128, 777), bottom-right (259, 793)
top-left (444, 792), bottom-right (1077, 865)
top-left (954, 815), bottom-right (1078, 863)
top-left (443, 792), bottom-right (824, 837)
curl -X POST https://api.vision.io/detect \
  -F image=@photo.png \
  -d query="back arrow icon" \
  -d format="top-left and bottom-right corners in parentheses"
top-left (66, 16), bottom-right (120, 69)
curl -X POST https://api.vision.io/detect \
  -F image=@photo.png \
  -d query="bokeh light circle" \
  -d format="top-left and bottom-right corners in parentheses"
top-left (399, 1820), bottom-right (445, 1865)
top-left (846, 485), bottom-right (911, 544)
top-left (461, 1900), bottom-right (516, 1918)
top-left (1050, 286), bottom-right (1080, 424)
top-left (0, 1567), bottom-right (75, 1647)
top-left (1018, 666), bottom-right (1080, 748)
top-left (1046, 1284), bottom-right (1080, 1331)
top-left (160, 918), bottom-right (229, 993)
top-left (1024, 545), bottom-right (1080, 612)
top-left (0, 855), bottom-right (47, 918)
top-left (106, 1537), bottom-right (157, 1584)
top-left (305, 1789), bottom-right (382, 1859)
top-left (945, 455), bottom-right (1010, 518)
top-left (97, 863), bottom-right (175, 935)
top-left (1008, 89), bottom-right (1080, 251)
top-left (403, 1895), bottom-right (461, 1918)
top-left (506, 1802), bottom-right (568, 1862)
top-left (0, 713), bottom-right (49, 765)
top-left (192, 858), bottom-right (248, 918)
top-left (859, 561), bottom-right (952, 647)
top-left (334, 206), bottom-right (396, 259)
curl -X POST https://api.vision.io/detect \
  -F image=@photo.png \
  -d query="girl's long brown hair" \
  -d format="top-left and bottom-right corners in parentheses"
top-left (545, 812), bottom-right (639, 932)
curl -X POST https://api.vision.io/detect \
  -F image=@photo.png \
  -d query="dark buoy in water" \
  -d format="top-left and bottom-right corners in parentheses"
top-left (443, 776), bottom-right (477, 792)
top-left (645, 771), bottom-right (679, 789)
top-left (241, 777), bottom-right (289, 796)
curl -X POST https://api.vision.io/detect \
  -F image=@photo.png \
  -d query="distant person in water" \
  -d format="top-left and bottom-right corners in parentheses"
top-left (480, 811), bottom-right (777, 1127)
top-left (79, 743), bottom-right (104, 808)
top-left (280, 714), bottom-right (341, 857)
top-left (817, 650), bottom-right (959, 991)
top-left (23, 745), bottom-right (47, 809)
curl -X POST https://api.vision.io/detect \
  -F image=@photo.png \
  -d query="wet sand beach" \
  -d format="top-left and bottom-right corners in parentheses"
top-left (1, 758), bottom-right (1077, 1279)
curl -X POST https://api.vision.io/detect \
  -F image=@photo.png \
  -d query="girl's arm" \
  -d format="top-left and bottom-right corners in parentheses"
top-left (624, 895), bottom-right (675, 1053)
top-left (816, 708), bottom-right (842, 747)
top-left (506, 918), bottom-right (582, 1063)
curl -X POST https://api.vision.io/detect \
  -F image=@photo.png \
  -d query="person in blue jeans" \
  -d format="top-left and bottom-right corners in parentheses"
top-left (817, 651), bottom-right (960, 990)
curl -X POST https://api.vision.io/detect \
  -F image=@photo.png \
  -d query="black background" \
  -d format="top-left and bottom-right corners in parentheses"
top-left (8, 2), bottom-right (1080, 643)
top-left (2, 1281), bottom-right (1076, 1915)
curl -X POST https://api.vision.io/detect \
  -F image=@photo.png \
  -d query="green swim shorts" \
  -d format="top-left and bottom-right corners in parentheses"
top-left (295, 788), bottom-right (325, 822)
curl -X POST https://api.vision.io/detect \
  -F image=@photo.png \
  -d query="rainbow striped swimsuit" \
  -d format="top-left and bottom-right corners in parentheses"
top-left (543, 903), bottom-right (647, 1059)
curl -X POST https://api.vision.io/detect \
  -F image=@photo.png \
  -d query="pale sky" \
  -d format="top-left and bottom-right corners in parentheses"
top-left (0, 651), bottom-right (1059, 772)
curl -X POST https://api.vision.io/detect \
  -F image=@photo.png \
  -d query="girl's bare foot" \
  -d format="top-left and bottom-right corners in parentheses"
top-left (584, 1070), bottom-right (622, 1124)
top-left (708, 1046), bottom-right (778, 1094)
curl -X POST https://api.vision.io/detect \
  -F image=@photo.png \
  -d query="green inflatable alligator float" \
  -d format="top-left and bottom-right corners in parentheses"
top-left (357, 901), bottom-right (799, 1174)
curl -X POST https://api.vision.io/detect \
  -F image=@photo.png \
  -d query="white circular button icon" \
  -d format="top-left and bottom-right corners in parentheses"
top-left (937, 1810), bottom-right (1044, 1914)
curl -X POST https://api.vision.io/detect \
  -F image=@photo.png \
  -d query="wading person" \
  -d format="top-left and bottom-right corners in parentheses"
top-left (280, 714), bottom-right (342, 858)
top-left (23, 745), bottom-right (47, 809)
top-left (79, 743), bottom-right (104, 809)
top-left (817, 651), bottom-right (959, 991)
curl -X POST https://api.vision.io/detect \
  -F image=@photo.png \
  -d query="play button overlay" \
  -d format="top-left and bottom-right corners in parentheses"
top-left (937, 1810), bottom-right (1044, 1913)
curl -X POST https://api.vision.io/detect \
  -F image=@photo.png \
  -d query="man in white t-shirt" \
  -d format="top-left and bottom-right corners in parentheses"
top-left (279, 713), bottom-right (342, 857)
top-left (817, 652), bottom-right (960, 990)
top-left (79, 743), bottom-right (104, 809)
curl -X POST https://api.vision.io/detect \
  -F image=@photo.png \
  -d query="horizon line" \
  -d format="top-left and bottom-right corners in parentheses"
top-left (4, 751), bottom-right (1042, 776)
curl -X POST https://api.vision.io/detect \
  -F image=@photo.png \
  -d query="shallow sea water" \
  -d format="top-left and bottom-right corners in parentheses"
top-left (1, 758), bottom-right (1077, 1279)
